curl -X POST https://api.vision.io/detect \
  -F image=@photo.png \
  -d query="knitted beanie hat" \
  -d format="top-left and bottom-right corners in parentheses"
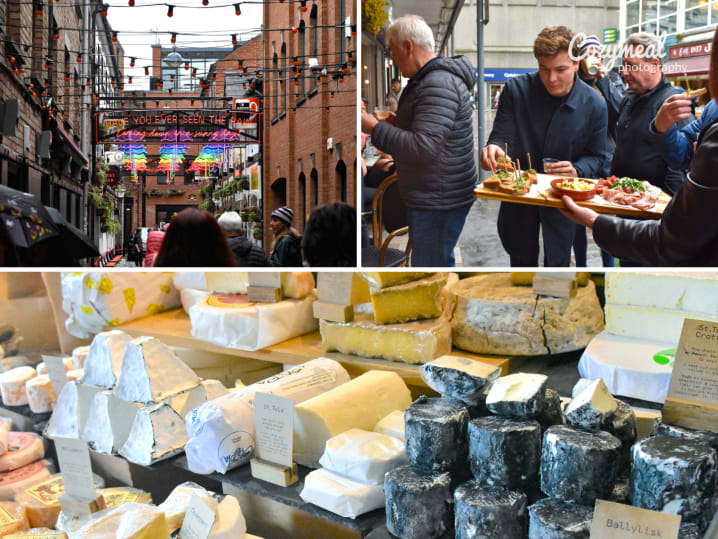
top-left (271, 206), bottom-right (294, 226)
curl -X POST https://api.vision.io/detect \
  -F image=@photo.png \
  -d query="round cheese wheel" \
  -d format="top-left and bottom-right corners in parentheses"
top-left (66, 369), bottom-right (83, 382)
top-left (72, 346), bottom-right (90, 369)
top-left (25, 376), bottom-right (56, 414)
top-left (0, 460), bottom-right (52, 501)
top-left (0, 419), bottom-right (11, 456)
top-left (0, 434), bottom-right (44, 473)
top-left (0, 367), bottom-right (37, 407)
top-left (35, 357), bottom-right (73, 376)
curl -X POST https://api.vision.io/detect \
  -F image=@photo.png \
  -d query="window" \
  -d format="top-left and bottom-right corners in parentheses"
top-left (337, 0), bottom-right (346, 63)
top-left (298, 172), bottom-right (307, 226)
top-left (627, 1), bottom-right (640, 27)
top-left (272, 41), bottom-right (279, 119)
top-left (298, 8), bottom-right (306, 98)
top-left (281, 41), bottom-right (288, 114)
top-left (685, 4), bottom-right (709, 29)
top-left (310, 3), bottom-right (319, 91)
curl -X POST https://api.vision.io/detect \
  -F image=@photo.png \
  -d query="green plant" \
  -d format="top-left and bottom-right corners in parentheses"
top-left (103, 218), bottom-right (122, 234)
top-left (240, 209), bottom-right (249, 222)
top-left (198, 200), bottom-right (211, 211)
top-left (252, 225), bottom-right (262, 240)
top-left (253, 212), bottom-right (262, 223)
top-left (362, 0), bottom-right (391, 37)
top-left (88, 190), bottom-right (103, 207)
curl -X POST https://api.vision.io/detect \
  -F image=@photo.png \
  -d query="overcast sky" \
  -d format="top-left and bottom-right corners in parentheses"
top-left (106, 0), bottom-right (263, 91)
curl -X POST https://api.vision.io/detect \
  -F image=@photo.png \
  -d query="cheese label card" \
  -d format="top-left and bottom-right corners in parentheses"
top-left (102, 487), bottom-right (143, 507)
top-left (54, 437), bottom-right (96, 502)
top-left (25, 476), bottom-right (65, 505)
top-left (664, 318), bottom-right (718, 432)
top-left (179, 493), bottom-right (216, 539)
top-left (42, 355), bottom-right (69, 395)
top-left (254, 392), bottom-right (295, 468)
top-left (590, 500), bottom-right (681, 539)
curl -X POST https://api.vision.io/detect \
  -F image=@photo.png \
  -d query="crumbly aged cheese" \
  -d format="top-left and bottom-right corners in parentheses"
top-left (454, 482), bottom-right (528, 539)
top-left (319, 314), bottom-right (452, 364)
top-left (528, 498), bottom-right (593, 539)
top-left (208, 495), bottom-right (247, 539)
top-left (25, 376), bottom-right (55, 414)
top-left (0, 460), bottom-right (51, 501)
top-left (0, 367), bottom-right (37, 407)
top-left (420, 355), bottom-right (501, 403)
top-left (16, 474), bottom-right (71, 528)
top-left (373, 410), bottom-right (405, 442)
top-left (158, 481), bottom-right (218, 530)
top-left (451, 274), bottom-right (604, 355)
top-left (114, 336), bottom-right (200, 404)
top-left (564, 378), bottom-right (618, 432)
top-left (541, 425), bottom-right (621, 504)
top-left (369, 273), bottom-right (448, 324)
top-left (631, 435), bottom-right (716, 529)
top-left (636, 409), bottom-right (662, 440)
top-left (204, 272), bottom-right (250, 294)
top-left (35, 357), bottom-right (74, 376)
top-left (118, 404), bottom-right (187, 466)
top-left (0, 418), bottom-right (10, 455)
top-left (536, 389), bottom-right (565, 432)
top-left (486, 373), bottom-right (548, 418)
top-left (0, 433), bottom-right (44, 473)
top-left (360, 272), bottom-right (432, 289)
top-left (185, 358), bottom-right (350, 474)
top-left (384, 465), bottom-right (452, 539)
top-left (468, 416), bottom-right (541, 494)
top-left (293, 370), bottom-right (412, 468)
top-left (165, 379), bottom-right (228, 419)
top-left (300, 468), bottom-right (385, 519)
top-left (318, 429), bottom-right (408, 485)
top-left (115, 504), bottom-right (170, 539)
top-left (0, 501), bottom-right (29, 535)
top-left (81, 330), bottom-right (132, 388)
top-left (71, 346), bottom-right (90, 369)
top-left (404, 396), bottom-right (468, 474)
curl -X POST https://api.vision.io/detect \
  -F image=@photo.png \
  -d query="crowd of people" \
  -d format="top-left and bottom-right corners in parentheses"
top-left (361, 14), bottom-right (716, 267)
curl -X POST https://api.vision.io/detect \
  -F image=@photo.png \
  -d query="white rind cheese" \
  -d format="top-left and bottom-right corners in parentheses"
top-left (82, 390), bottom-right (115, 454)
top-left (209, 495), bottom-right (247, 538)
top-left (115, 503), bottom-right (171, 539)
top-left (373, 410), bottom-right (406, 441)
top-left (165, 379), bottom-right (228, 419)
top-left (119, 404), bottom-right (188, 466)
top-left (565, 379), bottom-right (617, 431)
top-left (605, 304), bottom-right (718, 345)
top-left (81, 330), bottom-right (132, 388)
top-left (44, 381), bottom-right (79, 439)
top-left (114, 337), bottom-right (200, 404)
top-left (158, 481), bottom-right (219, 530)
top-left (72, 345), bottom-right (90, 369)
top-left (205, 272), bottom-right (250, 294)
top-left (0, 366), bottom-right (37, 406)
top-left (299, 468), bottom-right (385, 519)
top-left (420, 355), bottom-right (501, 403)
top-left (25, 375), bottom-right (55, 413)
top-left (606, 272), bottom-right (718, 313)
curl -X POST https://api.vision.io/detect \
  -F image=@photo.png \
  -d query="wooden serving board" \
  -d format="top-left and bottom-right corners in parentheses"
top-left (474, 172), bottom-right (671, 219)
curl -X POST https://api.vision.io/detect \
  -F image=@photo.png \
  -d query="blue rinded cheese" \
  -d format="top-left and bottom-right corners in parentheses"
top-left (528, 498), bottom-right (593, 539)
top-left (604, 400), bottom-right (637, 476)
top-left (405, 396), bottom-right (468, 474)
top-left (630, 435), bottom-right (716, 531)
top-left (536, 388), bottom-right (565, 432)
top-left (384, 464), bottom-right (453, 539)
top-left (454, 481), bottom-right (527, 539)
top-left (420, 355), bottom-right (500, 404)
top-left (610, 480), bottom-right (630, 504)
top-left (678, 522), bottom-right (701, 539)
top-left (651, 422), bottom-right (718, 451)
top-left (564, 379), bottom-right (617, 432)
top-left (540, 425), bottom-right (620, 504)
top-left (468, 416), bottom-right (541, 497)
top-left (485, 373), bottom-right (547, 418)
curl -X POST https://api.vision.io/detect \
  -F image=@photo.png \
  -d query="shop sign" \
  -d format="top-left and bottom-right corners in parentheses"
top-left (106, 169), bottom-right (119, 187)
top-left (480, 68), bottom-right (536, 82)
top-left (603, 27), bottom-right (618, 44)
top-left (669, 41), bottom-right (712, 60)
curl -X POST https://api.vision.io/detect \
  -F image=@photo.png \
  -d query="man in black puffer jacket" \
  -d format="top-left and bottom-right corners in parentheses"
top-left (361, 14), bottom-right (477, 267)
top-left (217, 211), bottom-right (269, 267)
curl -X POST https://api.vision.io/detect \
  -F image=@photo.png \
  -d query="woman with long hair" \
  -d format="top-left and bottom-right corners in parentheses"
top-left (153, 208), bottom-right (236, 267)
top-left (269, 206), bottom-right (303, 267)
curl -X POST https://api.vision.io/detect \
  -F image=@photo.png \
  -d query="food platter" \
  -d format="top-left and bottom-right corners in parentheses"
top-left (474, 172), bottom-right (671, 219)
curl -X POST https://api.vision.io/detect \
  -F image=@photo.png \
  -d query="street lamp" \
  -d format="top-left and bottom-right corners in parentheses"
top-left (164, 50), bottom-right (185, 91)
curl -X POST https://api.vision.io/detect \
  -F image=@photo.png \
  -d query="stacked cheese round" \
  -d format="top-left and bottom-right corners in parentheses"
top-left (0, 367), bottom-right (36, 406)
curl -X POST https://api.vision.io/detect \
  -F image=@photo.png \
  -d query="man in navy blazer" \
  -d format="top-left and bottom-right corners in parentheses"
top-left (481, 26), bottom-right (611, 267)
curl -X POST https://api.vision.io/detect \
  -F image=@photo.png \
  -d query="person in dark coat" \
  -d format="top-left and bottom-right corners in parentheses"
top-left (269, 206), bottom-right (303, 267)
top-left (217, 211), bottom-right (269, 267)
top-left (558, 27), bottom-right (718, 267)
top-left (302, 202), bottom-right (356, 267)
top-left (481, 26), bottom-right (611, 267)
top-left (360, 14), bottom-right (477, 267)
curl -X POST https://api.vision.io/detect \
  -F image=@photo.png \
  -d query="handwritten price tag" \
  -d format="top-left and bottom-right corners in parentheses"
top-left (253, 392), bottom-right (294, 468)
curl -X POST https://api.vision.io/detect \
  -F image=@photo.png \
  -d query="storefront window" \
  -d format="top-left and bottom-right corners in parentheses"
top-left (711, 0), bottom-right (718, 24)
top-left (685, 5), bottom-right (709, 29)
top-left (627, 1), bottom-right (640, 27)
top-left (642, 19), bottom-right (658, 33)
top-left (685, 0), bottom-right (703, 10)
top-left (659, 0), bottom-right (677, 17)
top-left (641, 0), bottom-right (658, 22)
top-left (659, 14), bottom-right (677, 35)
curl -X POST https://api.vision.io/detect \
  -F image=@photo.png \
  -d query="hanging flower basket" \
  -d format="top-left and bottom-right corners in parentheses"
top-left (362, 0), bottom-right (391, 37)
top-left (252, 226), bottom-right (262, 240)
top-left (253, 212), bottom-right (262, 223)
top-left (240, 179), bottom-right (250, 190)
top-left (240, 210), bottom-right (249, 222)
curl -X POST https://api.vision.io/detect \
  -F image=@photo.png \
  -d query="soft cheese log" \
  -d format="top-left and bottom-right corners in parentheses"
top-left (71, 345), bottom-right (90, 369)
top-left (118, 404), bottom-right (188, 466)
top-left (115, 504), bottom-right (171, 539)
top-left (485, 373), bottom-right (547, 418)
top-left (0, 367), bottom-right (36, 406)
top-left (0, 460), bottom-right (52, 501)
top-left (25, 375), bottom-right (55, 414)
top-left (158, 481), bottom-right (219, 530)
top-left (81, 330), bottom-right (132, 388)
top-left (564, 378), bottom-right (618, 432)
top-left (454, 482), bottom-right (528, 539)
top-left (0, 433), bottom-right (44, 472)
top-left (299, 468), bottom-right (386, 519)
top-left (35, 357), bottom-right (74, 376)
top-left (369, 273), bottom-right (448, 324)
top-left (293, 370), bottom-right (412, 468)
top-left (360, 272), bottom-right (432, 289)
top-left (420, 355), bottom-right (501, 403)
top-left (373, 410), bottom-right (406, 441)
top-left (114, 337), bottom-right (200, 404)
top-left (204, 272), bottom-right (250, 294)
top-left (319, 315), bottom-right (452, 365)
top-left (165, 379), bottom-right (228, 419)
top-left (528, 498), bottom-right (593, 539)
top-left (185, 358), bottom-right (350, 474)
top-left (451, 273), bottom-right (604, 355)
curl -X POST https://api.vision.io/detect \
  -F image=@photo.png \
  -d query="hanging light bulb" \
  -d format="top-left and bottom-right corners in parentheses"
top-left (53, 31), bottom-right (60, 40)
top-left (144, 66), bottom-right (150, 75)
top-left (232, 34), bottom-right (237, 45)
top-left (171, 33), bottom-right (176, 43)
top-left (130, 57), bottom-right (136, 67)
top-left (202, 0), bottom-right (208, 5)
top-left (34, 3), bottom-right (42, 16)
top-left (192, 68), bottom-right (197, 78)
top-left (128, 75), bottom-right (133, 84)
top-left (112, 31), bottom-right (118, 42)
top-left (101, 4), bottom-right (108, 16)
top-left (128, 0), bottom-right (135, 5)
top-left (234, 3), bottom-right (241, 15)
top-left (167, 5), bottom-right (174, 17)
top-left (300, 0), bottom-right (307, 12)
top-left (184, 62), bottom-right (189, 70)
top-left (76, 53), bottom-right (82, 63)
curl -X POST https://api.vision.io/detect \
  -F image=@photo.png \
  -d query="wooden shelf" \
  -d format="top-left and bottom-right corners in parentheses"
top-left (118, 309), bottom-right (512, 390)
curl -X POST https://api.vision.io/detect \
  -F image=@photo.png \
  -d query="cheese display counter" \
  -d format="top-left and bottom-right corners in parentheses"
top-left (0, 271), bottom-right (716, 538)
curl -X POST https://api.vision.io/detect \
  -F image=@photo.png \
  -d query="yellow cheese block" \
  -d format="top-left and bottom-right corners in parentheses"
top-left (0, 501), bottom-right (29, 536)
top-left (319, 314), bottom-right (452, 364)
top-left (5, 529), bottom-right (66, 539)
top-left (360, 272), bottom-right (433, 289)
top-left (293, 371), bottom-right (412, 467)
top-left (635, 409), bottom-right (662, 440)
top-left (116, 505), bottom-right (170, 539)
top-left (370, 273), bottom-right (448, 324)
top-left (101, 487), bottom-right (152, 509)
top-left (510, 272), bottom-right (535, 286)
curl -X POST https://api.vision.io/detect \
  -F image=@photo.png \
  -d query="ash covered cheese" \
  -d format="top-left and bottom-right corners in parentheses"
top-left (318, 429), bottom-right (408, 484)
top-left (651, 422), bottom-right (718, 451)
top-left (454, 482), bottom-right (528, 539)
top-left (294, 370), bottom-right (412, 468)
top-left (605, 399), bottom-right (637, 475)
top-left (486, 373), bottom-right (547, 418)
top-left (528, 498), bottom-right (593, 539)
top-left (564, 379), bottom-right (617, 432)
top-left (119, 404), bottom-right (188, 466)
top-left (630, 435), bottom-right (716, 529)
top-left (361, 272), bottom-right (432, 289)
top-left (374, 410), bottom-right (406, 441)
top-left (370, 273), bottom-right (448, 324)
top-left (468, 416), bottom-right (541, 493)
top-left (384, 465), bottom-right (453, 539)
top-left (540, 425), bottom-right (621, 504)
top-left (571, 378), bottom-right (593, 398)
top-left (420, 355), bottom-right (501, 403)
top-left (451, 274), bottom-right (604, 355)
top-left (158, 481), bottom-right (219, 530)
top-left (299, 468), bottom-right (385, 519)
top-left (115, 504), bottom-right (170, 539)
top-left (114, 337), bottom-right (200, 404)
top-left (405, 396), bottom-right (468, 475)
top-left (71, 345), bottom-right (90, 369)
top-left (0, 367), bottom-right (37, 406)
top-left (81, 330), bottom-right (132, 388)
top-left (319, 314), bottom-right (452, 365)
top-left (536, 389), bottom-right (565, 432)
top-left (25, 375), bottom-right (55, 414)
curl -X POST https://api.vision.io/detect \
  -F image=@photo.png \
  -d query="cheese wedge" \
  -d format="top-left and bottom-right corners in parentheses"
top-left (209, 495), bottom-right (247, 538)
top-left (360, 272), bottom-right (432, 289)
top-left (115, 504), bottom-right (170, 539)
top-left (158, 482), bottom-right (218, 530)
top-left (0, 433), bottom-right (44, 473)
top-left (370, 273), bottom-right (448, 324)
top-left (0, 501), bottom-right (29, 535)
top-left (81, 330), bottom-right (132, 388)
top-left (118, 404), bottom-right (188, 466)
